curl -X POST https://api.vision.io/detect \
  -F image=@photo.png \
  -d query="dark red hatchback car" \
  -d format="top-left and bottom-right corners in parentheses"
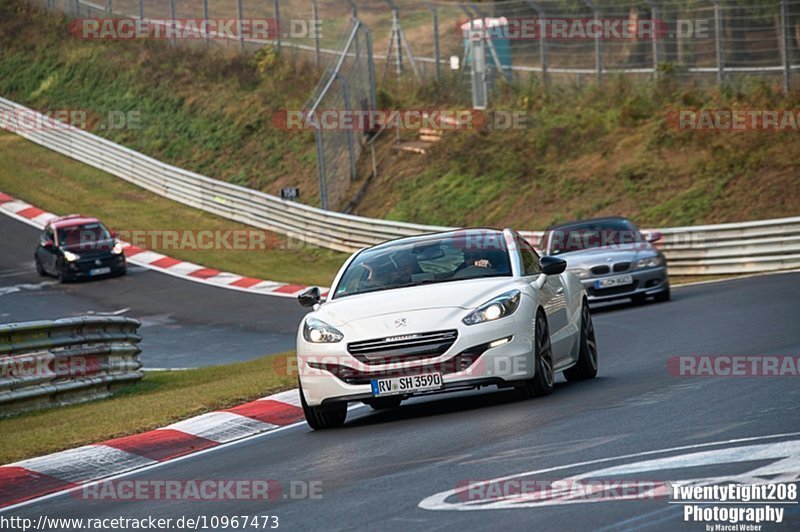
top-left (34, 215), bottom-right (126, 282)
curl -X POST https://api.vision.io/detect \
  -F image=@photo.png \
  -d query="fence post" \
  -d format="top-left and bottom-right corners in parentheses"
top-left (527, 1), bottom-right (548, 86)
top-left (311, 0), bottom-right (320, 66)
top-left (314, 129), bottom-right (328, 210)
top-left (713, 0), bottom-right (724, 84)
top-left (648, 1), bottom-right (660, 79)
top-left (203, 0), bottom-right (209, 46)
top-left (237, 0), bottom-right (245, 50)
top-left (422, 2), bottom-right (440, 81)
top-left (365, 27), bottom-right (377, 109)
top-left (584, 0), bottom-right (602, 83)
top-left (274, 0), bottom-right (282, 53)
top-left (107, 0), bottom-right (112, 14)
top-left (138, 0), bottom-right (144, 20)
top-left (169, 0), bottom-right (176, 46)
top-left (338, 75), bottom-right (358, 183)
top-left (781, 0), bottom-right (791, 94)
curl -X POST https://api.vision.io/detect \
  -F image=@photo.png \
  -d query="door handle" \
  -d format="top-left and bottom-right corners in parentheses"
top-left (555, 287), bottom-right (564, 295)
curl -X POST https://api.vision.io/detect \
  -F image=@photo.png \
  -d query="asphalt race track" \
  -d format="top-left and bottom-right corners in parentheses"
top-left (4, 263), bottom-right (799, 530)
top-left (0, 214), bottom-right (307, 368)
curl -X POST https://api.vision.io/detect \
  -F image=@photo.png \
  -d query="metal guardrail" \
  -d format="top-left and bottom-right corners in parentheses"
top-left (1, 96), bottom-right (799, 275)
top-left (0, 316), bottom-right (143, 416)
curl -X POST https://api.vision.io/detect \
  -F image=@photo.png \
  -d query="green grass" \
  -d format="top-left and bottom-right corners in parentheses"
top-left (0, 132), bottom-right (346, 286)
top-left (0, 352), bottom-right (296, 465)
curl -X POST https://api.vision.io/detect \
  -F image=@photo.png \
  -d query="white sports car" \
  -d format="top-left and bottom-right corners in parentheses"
top-left (295, 228), bottom-right (598, 429)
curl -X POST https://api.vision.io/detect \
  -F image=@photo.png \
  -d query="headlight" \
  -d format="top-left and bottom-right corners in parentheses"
top-left (303, 318), bottom-right (344, 343)
top-left (571, 268), bottom-right (591, 279)
top-left (635, 255), bottom-right (665, 270)
top-left (463, 290), bottom-right (521, 326)
top-left (63, 251), bottom-right (80, 262)
top-left (112, 242), bottom-right (124, 255)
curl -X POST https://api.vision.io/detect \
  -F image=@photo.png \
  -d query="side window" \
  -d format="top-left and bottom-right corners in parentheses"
top-left (517, 237), bottom-right (541, 276)
top-left (41, 226), bottom-right (54, 245)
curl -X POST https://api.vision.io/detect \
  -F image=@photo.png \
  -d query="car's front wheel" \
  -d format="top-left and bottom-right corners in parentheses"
top-left (35, 256), bottom-right (47, 277)
top-left (564, 300), bottom-right (598, 382)
top-left (56, 260), bottom-right (71, 283)
top-left (516, 310), bottom-right (555, 398)
top-left (299, 382), bottom-right (347, 430)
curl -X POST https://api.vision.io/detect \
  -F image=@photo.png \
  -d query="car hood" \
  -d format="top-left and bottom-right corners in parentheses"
top-left (558, 243), bottom-right (657, 269)
top-left (313, 277), bottom-right (519, 326)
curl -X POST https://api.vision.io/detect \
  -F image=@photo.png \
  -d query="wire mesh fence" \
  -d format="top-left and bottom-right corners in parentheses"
top-left (25, 0), bottom-right (800, 211)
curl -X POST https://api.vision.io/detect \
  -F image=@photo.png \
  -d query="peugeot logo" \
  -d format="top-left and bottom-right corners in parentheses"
top-left (394, 318), bottom-right (407, 328)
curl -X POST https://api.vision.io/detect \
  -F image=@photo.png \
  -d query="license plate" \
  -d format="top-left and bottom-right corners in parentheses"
top-left (371, 373), bottom-right (443, 397)
top-left (89, 267), bottom-right (111, 276)
top-left (595, 274), bottom-right (633, 288)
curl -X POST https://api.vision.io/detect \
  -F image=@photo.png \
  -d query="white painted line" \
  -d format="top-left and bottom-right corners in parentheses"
top-left (262, 389), bottom-right (302, 408)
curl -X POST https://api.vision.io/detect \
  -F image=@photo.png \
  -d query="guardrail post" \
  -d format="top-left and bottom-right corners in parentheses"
top-left (311, 0), bottom-right (320, 66)
top-left (713, 0), bottom-right (724, 84)
top-left (274, 0), bottom-right (282, 53)
top-left (237, 0), bottom-right (245, 50)
top-left (107, 0), bottom-right (112, 14)
top-left (138, 0), bottom-right (144, 20)
top-left (780, 0), bottom-right (791, 95)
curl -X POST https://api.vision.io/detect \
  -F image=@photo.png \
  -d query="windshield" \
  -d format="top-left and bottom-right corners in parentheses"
top-left (57, 223), bottom-right (112, 250)
top-left (333, 232), bottom-right (512, 299)
top-left (547, 220), bottom-right (644, 255)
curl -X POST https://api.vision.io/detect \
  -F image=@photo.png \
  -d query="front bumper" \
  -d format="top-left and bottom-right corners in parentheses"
top-left (297, 315), bottom-right (535, 407)
top-left (580, 266), bottom-right (668, 302)
top-left (64, 254), bottom-right (126, 279)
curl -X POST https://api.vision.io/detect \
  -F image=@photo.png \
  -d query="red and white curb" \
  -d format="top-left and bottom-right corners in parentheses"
top-left (0, 389), bottom-right (304, 509)
top-left (0, 191), bottom-right (328, 298)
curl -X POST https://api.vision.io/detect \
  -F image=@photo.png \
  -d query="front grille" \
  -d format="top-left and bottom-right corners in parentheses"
top-left (591, 265), bottom-right (610, 275)
top-left (310, 353), bottom-right (482, 385)
top-left (348, 330), bottom-right (458, 365)
top-left (613, 262), bottom-right (631, 272)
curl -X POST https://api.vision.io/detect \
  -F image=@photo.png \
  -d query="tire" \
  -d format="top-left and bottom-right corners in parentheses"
top-left (299, 381), bottom-right (347, 430)
top-left (654, 287), bottom-right (671, 302)
top-left (56, 261), bottom-right (70, 283)
top-left (516, 310), bottom-right (555, 398)
top-left (367, 396), bottom-right (402, 410)
top-left (564, 300), bottom-right (599, 382)
top-left (35, 257), bottom-right (47, 277)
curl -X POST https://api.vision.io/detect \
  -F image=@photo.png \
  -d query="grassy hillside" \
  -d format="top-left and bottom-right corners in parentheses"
top-left (360, 75), bottom-right (800, 228)
top-left (0, 0), bottom-right (798, 232)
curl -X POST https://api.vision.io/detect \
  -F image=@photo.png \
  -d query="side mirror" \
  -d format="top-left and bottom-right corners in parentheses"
top-left (646, 231), bottom-right (663, 243)
top-left (109, 230), bottom-right (117, 239)
top-left (539, 256), bottom-right (567, 276)
top-left (41, 240), bottom-right (54, 249)
top-left (298, 287), bottom-right (321, 308)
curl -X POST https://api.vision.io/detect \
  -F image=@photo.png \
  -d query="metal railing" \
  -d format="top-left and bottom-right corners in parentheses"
top-left (0, 316), bottom-right (143, 416)
top-left (2, 96), bottom-right (799, 275)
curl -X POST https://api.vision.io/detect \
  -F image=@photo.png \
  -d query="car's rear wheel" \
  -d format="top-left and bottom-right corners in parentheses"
top-left (366, 396), bottom-right (402, 410)
top-left (299, 382), bottom-right (347, 430)
top-left (516, 310), bottom-right (555, 398)
top-left (564, 300), bottom-right (598, 382)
